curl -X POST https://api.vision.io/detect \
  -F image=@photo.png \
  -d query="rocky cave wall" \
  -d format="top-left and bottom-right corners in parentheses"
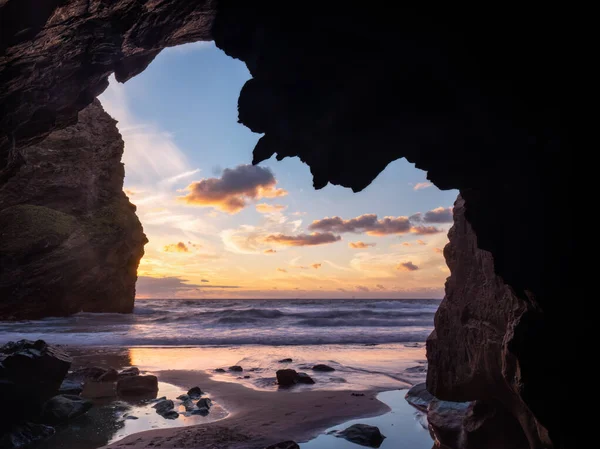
top-left (0, 100), bottom-right (147, 319)
top-left (0, 2), bottom-right (572, 448)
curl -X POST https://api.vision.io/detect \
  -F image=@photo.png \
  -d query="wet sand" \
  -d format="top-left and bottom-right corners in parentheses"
top-left (103, 369), bottom-right (392, 449)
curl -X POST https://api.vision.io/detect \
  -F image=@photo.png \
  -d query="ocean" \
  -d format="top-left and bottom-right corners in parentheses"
top-left (0, 298), bottom-right (440, 347)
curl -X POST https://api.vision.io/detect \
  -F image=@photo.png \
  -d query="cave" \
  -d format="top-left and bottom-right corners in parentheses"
top-left (0, 2), bottom-right (572, 449)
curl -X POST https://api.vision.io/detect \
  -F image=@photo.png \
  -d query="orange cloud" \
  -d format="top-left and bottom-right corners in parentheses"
top-left (376, 284), bottom-right (386, 290)
top-left (178, 164), bottom-right (287, 213)
top-left (349, 241), bottom-right (376, 249)
top-left (264, 249), bottom-right (277, 254)
top-left (255, 203), bottom-right (287, 214)
top-left (356, 285), bottom-right (370, 292)
top-left (416, 239), bottom-right (426, 245)
top-left (163, 242), bottom-right (189, 253)
top-left (410, 226), bottom-right (442, 235)
top-left (402, 242), bottom-right (411, 247)
top-left (413, 182), bottom-right (433, 190)
top-left (277, 268), bottom-right (288, 273)
top-left (265, 232), bottom-right (341, 247)
top-left (397, 261), bottom-right (419, 271)
top-left (311, 263), bottom-right (322, 269)
top-left (433, 247), bottom-right (444, 253)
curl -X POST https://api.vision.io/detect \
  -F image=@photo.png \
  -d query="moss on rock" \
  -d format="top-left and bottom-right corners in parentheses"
top-left (0, 205), bottom-right (77, 254)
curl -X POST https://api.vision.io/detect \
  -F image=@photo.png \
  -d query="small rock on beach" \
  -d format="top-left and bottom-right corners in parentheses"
top-left (187, 386), bottom-right (203, 398)
top-left (312, 364), bottom-right (335, 372)
top-left (335, 424), bottom-right (386, 448)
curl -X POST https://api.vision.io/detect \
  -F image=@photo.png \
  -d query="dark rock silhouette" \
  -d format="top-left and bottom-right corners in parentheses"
top-left (312, 364), bottom-right (335, 372)
top-left (41, 394), bottom-right (93, 424)
top-left (335, 424), bottom-right (385, 448)
top-left (0, 340), bottom-right (71, 431)
top-left (0, 3), bottom-right (573, 447)
top-left (427, 198), bottom-right (538, 447)
top-left (116, 375), bottom-right (158, 397)
top-left (0, 100), bottom-right (147, 319)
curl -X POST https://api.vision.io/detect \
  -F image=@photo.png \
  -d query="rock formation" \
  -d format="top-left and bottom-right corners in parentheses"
top-left (0, 2), bottom-right (572, 447)
top-left (428, 197), bottom-right (544, 447)
top-left (0, 100), bottom-right (147, 319)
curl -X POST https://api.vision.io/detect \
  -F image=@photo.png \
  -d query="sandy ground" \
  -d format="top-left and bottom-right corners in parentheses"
top-left (102, 369), bottom-right (392, 449)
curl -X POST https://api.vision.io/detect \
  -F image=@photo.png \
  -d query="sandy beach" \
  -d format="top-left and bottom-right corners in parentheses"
top-left (103, 369), bottom-right (392, 449)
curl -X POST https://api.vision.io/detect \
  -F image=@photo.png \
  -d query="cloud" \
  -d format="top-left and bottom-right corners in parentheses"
top-left (402, 242), bottom-right (411, 247)
top-left (356, 285), bottom-right (370, 292)
top-left (163, 242), bottom-right (189, 253)
top-left (311, 263), bottom-right (322, 269)
top-left (433, 247), bottom-right (444, 254)
top-left (410, 226), bottom-right (443, 235)
top-left (255, 203), bottom-right (287, 214)
top-left (416, 239), bottom-right (426, 245)
top-left (277, 268), bottom-right (288, 273)
top-left (159, 169), bottom-right (201, 187)
top-left (201, 279), bottom-right (209, 282)
top-left (422, 207), bottom-right (453, 223)
top-left (309, 214), bottom-right (411, 236)
top-left (310, 208), bottom-right (451, 238)
top-left (265, 232), bottom-right (341, 247)
top-left (397, 261), bottom-right (419, 271)
top-left (348, 241), bottom-right (376, 249)
top-left (136, 276), bottom-right (239, 297)
top-left (309, 213), bottom-right (444, 236)
top-left (376, 284), bottom-right (386, 290)
top-left (99, 77), bottom-right (190, 187)
top-left (178, 164), bottom-right (288, 213)
top-left (413, 182), bottom-right (433, 190)
top-left (264, 249), bottom-right (277, 254)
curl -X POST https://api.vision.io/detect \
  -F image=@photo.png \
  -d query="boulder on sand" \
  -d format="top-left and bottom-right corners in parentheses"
top-left (335, 424), bottom-right (386, 448)
top-left (0, 340), bottom-right (71, 431)
top-left (116, 374), bottom-right (158, 397)
top-left (197, 398), bottom-right (212, 409)
top-left (67, 366), bottom-right (109, 381)
top-left (187, 386), bottom-right (203, 398)
top-left (276, 369), bottom-right (315, 386)
top-left (276, 369), bottom-right (298, 387)
top-left (229, 365), bottom-right (243, 372)
top-left (404, 382), bottom-right (435, 412)
top-left (59, 379), bottom-right (83, 395)
top-left (153, 399), bottom-right (174, 415)
top-left (278, 358), bottom-right (293, 363)
top-left (0, 422), bottom-right (55, 449)
top-left (81, 380), bottom-right (116, 398)
top-left (98, 368), bottom-right (118, 382)
top-left (41, 394), bottom-right (93, 424)
top-left (296, 372), bottom-right (315, 384)
top-left (312, 364), bottom-right (335, 372)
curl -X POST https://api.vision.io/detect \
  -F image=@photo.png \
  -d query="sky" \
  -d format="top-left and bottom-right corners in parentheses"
top-left (99, 42), bottom-right (458, 300)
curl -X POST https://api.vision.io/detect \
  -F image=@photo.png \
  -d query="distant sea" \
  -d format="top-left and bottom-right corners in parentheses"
top-left (0, 299), bottom-right (440, 347)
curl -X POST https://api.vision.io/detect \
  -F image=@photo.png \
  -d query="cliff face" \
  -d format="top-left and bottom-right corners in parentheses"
top-left (0, 100), bottom-right (147, 319)
top-left (427, 197), bottom-right (546, 448)
top-left (0, 2), bottom-right (572, 447)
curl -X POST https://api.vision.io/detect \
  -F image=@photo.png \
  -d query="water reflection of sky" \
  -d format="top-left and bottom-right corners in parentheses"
top-left (301, 390), bottom-right (433, 449)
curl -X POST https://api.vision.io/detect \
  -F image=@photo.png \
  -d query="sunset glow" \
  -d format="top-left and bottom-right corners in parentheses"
top-left (99, 43), bottom-right (457, 300)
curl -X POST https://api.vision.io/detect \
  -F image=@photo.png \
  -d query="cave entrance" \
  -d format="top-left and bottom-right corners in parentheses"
top-left (98, 41), bottom-right (458, 304)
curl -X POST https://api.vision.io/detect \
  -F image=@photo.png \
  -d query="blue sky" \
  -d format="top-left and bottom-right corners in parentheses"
top-left (99, 42), bottom-right (458, 299)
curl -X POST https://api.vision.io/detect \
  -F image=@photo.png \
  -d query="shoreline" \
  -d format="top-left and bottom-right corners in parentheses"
top-left (102, 369), bottom-right (393, 448)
